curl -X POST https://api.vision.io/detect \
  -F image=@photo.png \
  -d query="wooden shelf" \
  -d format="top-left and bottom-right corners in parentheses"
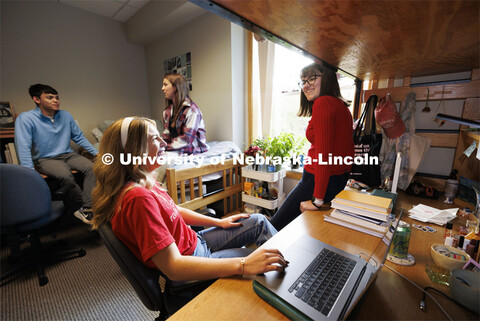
top-left (0, 131), bottom-right (14, 139)
top-left (462, 130), bottom-right (480, 141)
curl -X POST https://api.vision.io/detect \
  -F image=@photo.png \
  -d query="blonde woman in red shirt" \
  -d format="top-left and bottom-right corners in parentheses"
top-left (270, 63), bottom-right (354, 230)
top-left (90, 117), bottom-right (287, 283)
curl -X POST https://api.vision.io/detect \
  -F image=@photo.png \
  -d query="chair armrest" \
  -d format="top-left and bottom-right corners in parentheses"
top-left (168, 278), bottom-right (215, 296)
top-left (197, 208), bottom-right (216, 217)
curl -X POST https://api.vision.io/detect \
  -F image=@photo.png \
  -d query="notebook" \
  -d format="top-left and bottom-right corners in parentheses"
top-left (334, 190), bottom-right (392, 213)
top-left (253, 209), bottom-right (403, 320)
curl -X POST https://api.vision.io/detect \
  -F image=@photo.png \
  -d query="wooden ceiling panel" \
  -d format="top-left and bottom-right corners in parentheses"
top-left (211, 0), bottom-right (479, 81)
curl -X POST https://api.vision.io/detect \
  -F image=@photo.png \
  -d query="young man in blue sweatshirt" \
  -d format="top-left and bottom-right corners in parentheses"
top-left (15, 84), bottom-right (98, 223)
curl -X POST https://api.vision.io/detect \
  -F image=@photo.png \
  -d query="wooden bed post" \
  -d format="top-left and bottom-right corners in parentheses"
top-left (166, 168), bottom-right (178, 204)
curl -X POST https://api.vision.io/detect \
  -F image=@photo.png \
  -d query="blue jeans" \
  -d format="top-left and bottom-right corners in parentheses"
top-left (269, 170), bottom-right (349, 231)
top-left (192, 214), bottom-right (277, 258)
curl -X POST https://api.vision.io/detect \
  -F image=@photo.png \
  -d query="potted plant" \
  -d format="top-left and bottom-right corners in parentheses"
top-left (252, 137), bottom-right (271, 155)
top-left (265, 133), bottom-right (295, 172)
top-left (290, 136), bottom-right (307, 169)
top-left (252, 137), bottom-right (271, 171)
top-left (244, 144), bottom-right (262, 170)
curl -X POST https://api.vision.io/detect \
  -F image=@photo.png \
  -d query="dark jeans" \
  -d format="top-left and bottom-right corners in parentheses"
top-left (35, 152), bottom-right (96, 209)
top-left (269, 170), bottom-right (349, 231)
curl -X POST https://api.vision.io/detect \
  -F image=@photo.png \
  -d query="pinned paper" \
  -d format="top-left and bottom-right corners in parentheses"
top-left (477, 140), bottom-right (480, 160)
top-left (464, 140), bottom-right (477, 157)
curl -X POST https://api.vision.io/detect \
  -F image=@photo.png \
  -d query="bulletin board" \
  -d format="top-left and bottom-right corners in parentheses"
top-left (164, 52), bottom-right (192, 90)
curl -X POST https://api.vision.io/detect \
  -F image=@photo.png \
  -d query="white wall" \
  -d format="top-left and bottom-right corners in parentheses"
top-left (144, 12), bottom-right (247, 149)
top-left (0, 1), bottom-right (150, 142)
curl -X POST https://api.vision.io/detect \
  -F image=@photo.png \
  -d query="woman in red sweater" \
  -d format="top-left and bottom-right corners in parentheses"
top-left (270, 63), bottom-right (354, 230)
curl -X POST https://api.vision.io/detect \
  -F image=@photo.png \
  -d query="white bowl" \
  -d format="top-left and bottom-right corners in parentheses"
top-left (430, 244), bottom-right (470, 271)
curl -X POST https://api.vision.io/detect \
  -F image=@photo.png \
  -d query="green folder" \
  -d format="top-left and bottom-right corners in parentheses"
top-left (252, 280), bottom-right (311, 321)
top-left (371, 189), bottom-right (398, 214)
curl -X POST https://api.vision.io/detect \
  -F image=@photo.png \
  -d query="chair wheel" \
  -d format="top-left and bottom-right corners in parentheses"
top-left (79, 249), bottom-right (86, 257)
top-left (39, 275), bottom-right (49, 286)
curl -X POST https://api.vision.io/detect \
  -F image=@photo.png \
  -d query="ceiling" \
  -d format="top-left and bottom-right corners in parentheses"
top-left (58, 0), bottom-right (208, 44)
top-left (60, 0), bottom-right (150, 22)
top-left (200, 0), bottom-right (479, 81)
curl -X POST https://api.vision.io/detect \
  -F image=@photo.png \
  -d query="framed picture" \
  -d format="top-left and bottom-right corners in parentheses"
top-left (164, 52), bottom-right (193, 90)
top-left (0, 101), bottom-right (15, 129)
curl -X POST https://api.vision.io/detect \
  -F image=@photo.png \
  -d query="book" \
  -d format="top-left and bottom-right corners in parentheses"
top-left (7, 142), bottom-right (18, 164)
top-left (334, 190), bottom-right (392, 213)
top-left (331, 200), bottom-right (389, 221)
top-left (323, 214), bottom-right (385, 238)
top-left (371, 189), bottom-right (398, 213)
top-left (4, 144), bottom-right (12, 164)
top-left (330, 209), bottom-right (389, 233)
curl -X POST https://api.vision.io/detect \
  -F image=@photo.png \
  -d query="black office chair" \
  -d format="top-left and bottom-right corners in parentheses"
top-left (0, 164), bottom-right (86, 286)
top-left (98, 222), bottom-right (213, 320)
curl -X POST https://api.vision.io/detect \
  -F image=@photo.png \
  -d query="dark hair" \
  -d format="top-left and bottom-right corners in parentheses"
top-left (297, 63), bottom-right (347, 117)
top-left (164, 73), bottom-right (190, 124)
top-left (28, 84), bottom-right (58, 99)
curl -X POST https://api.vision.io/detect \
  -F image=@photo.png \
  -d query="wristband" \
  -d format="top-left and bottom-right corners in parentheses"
top-left (312, 202), bottom-right (322, 209)
top-left (311, 197), bottom-right (323, 209)
top-left (240, 258), bottom-right (245, 276)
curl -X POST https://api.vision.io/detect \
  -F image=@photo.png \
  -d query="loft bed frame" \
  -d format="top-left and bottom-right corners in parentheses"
top-left (191, 0), bottom-right (479, 190)
top-left (166, 1), bottom-right (478, 212)
top-left (166, 159), bottom-right (243, 216)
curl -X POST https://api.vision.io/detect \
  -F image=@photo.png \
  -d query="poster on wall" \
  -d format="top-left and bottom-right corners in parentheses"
top-left (164, 52), bottom-right (192, 91)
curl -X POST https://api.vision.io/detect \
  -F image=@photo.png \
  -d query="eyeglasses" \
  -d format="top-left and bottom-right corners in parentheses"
top-left (298, 74), bottom-right (321, 89)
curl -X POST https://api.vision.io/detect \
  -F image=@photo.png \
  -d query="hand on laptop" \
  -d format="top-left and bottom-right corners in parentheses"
top-left (243, 248), bottom-right (289, 275)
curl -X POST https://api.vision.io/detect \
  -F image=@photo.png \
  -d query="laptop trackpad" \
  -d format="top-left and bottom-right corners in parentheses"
top-left (259, 243), bottom-right (317, 291)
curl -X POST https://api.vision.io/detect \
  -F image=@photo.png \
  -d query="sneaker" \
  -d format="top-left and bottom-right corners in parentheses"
top-left (74, 207), bottom-right (93, 223)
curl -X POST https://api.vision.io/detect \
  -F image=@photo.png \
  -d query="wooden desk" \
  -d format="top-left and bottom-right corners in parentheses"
top-left (169, 192), bottom-right (477, 320)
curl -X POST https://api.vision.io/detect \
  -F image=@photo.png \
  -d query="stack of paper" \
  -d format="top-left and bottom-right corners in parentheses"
top-left (409, 204), bottom-right (457, 226)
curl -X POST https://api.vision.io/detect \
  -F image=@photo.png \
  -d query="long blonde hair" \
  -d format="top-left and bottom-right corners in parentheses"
top-left (90, 117), bottom-right (157, 230)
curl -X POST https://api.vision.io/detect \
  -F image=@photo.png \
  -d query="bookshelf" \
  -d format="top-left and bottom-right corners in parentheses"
top-left (0, 101), bottom-right (16, 163)
top-left (0, 133), bottom-right (15, 164)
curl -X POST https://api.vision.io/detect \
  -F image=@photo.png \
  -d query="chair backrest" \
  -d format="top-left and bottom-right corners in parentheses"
top-left (97, 222), bottom-right (164, 312)
top-left (0, 164), bottom-right (52, 226)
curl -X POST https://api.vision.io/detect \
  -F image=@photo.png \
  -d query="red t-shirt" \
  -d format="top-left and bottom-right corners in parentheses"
top-left (304, 96), bottom-right (354, 199)
top-left (111, 182), bottom-right (198, 269)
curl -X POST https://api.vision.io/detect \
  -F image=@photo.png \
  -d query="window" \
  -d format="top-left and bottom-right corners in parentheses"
top-left (270, 45), bottom-right (313, 138)
top-left (252, 39), bottom-right (356, 147)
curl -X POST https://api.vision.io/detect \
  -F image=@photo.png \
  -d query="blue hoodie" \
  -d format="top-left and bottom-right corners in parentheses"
top-left (14, 107), bottom-right (98, 169)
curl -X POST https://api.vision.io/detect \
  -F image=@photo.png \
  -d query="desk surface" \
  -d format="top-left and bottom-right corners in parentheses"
top-left (169, 192), bottom-right (477, 320)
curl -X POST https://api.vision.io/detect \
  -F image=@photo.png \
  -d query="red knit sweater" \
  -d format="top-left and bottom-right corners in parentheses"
top-left (304, 96), bottom-right (354, 199)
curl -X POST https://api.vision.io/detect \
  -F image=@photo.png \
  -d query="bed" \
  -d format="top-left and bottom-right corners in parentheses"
top-left (157, 141), bottom-right (244, 216)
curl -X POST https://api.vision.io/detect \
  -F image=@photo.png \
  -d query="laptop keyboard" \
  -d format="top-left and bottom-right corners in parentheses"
top-left (288, 248), bottom-right (356, 316)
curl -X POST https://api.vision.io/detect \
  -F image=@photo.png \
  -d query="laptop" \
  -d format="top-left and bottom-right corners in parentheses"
top-left (253, 209), bottom-right (403, 321)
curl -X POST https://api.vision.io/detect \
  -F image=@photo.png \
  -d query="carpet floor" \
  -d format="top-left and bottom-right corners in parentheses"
top-left (1, 215), bottom-right (158, 321)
